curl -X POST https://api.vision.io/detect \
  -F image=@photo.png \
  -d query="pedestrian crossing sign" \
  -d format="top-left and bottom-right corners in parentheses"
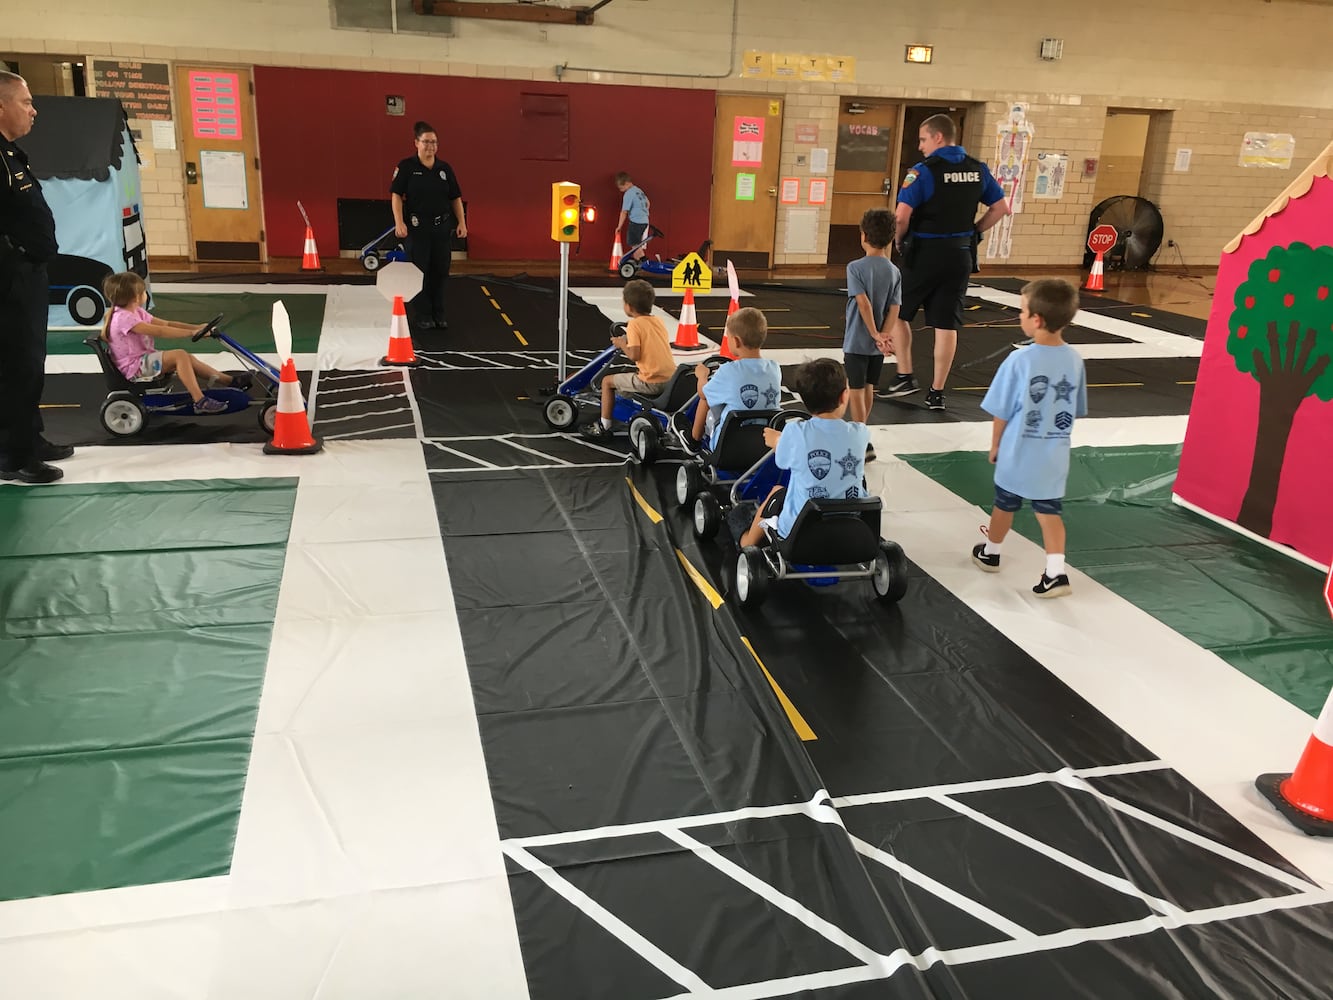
top-left (672, 252), bottom-right (712, 294)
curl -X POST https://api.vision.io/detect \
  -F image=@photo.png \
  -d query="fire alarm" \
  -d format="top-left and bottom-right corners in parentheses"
top-left (1084, 158), bottom-right (1098, 178)
top-left (386, 95), bottom-right (405, 117)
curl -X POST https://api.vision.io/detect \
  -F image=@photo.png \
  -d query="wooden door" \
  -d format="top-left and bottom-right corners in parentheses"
top-left (175, 65), bottom-right (265, 262)
top-left (1092, 112), bottom-right (1150, 204)
top-left (709, 94), bottom-right (783, 269)
top-left (826, 100), bottom-right (899, 267)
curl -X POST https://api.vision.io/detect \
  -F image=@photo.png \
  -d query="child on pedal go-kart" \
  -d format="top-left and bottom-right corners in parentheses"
top-left (580, 278), bottom-right (675, 440)
top-left (740, 358), bottom-right (872, 548)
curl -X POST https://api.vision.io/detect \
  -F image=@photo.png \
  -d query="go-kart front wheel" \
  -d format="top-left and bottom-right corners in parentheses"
top-left (361, 253), bottom-right (381, 272)
top-left (100, 392), bottom-right (146, 437)
top-left (628, 414), bottom-right (659, 464)
top-left (872, 540), bottom-right (909, 603)
top-left (543, 394), bottom-right (580, 431)
top-left (259, 401), bottom-right (279, 435)
top-left (735, 546), bottom-right (769, 608)
top-left (619, 261), bottom-right (639, 279)
top-left (692, 492), bottom-right (722, 540)
top-left (676, 463), bottom-right (704, 507)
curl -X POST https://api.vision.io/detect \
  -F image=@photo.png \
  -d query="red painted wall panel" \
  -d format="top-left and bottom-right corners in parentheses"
top-left (253, 66), bottom-right (715, 261)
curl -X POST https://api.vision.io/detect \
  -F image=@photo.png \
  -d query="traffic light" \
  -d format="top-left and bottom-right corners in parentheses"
top-left (551, 181), bottom-right (581, 242)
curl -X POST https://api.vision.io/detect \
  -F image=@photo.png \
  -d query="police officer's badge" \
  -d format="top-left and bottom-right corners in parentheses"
top-left (762, 385), bottom-right (780, 407)
top-left (835, 450), bottom-right (859, 479)
top-left (1025, 409), bottom-right (1042, 431)
top-left (1054, 410), bottom-right (1074, 431)
top-left (808, 449), bottom-right (832, 480)
top-left (740, 383), bottom-right (759, 408)
top-left (1028, 376), bottom-right (1049, 403)
top-left (439, 170), bottom-right (447, 181)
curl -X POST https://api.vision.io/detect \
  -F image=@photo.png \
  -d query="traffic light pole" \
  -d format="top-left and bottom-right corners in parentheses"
top-left (557, 241), bottom-right (570, 383)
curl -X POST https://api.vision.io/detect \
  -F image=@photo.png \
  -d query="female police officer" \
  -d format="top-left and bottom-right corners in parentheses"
top-left (391, 121), bottom-right (467, 331)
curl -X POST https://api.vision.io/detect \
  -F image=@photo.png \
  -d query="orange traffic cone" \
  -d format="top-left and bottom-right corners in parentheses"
top-left (380, 295), bottom-right (420, 367)
top-left (672, 287), bottom-right (707, 352)
top-left (264, 359), bottom-right (322, 455)
top-left (301, 226), bottom-right (322, 271)
top-left (608, 230), bottom-right (626, 273)
top-left (1084, 251), bottom-right (1105, 292)
top-left (717, 297), bottom-right (740, 359)
top-left (1257, 691), bottom-right (1333, 836)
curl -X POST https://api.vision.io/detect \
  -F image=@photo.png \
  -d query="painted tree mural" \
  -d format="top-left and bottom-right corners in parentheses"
top-left (1228, 242), bottom-right (1333, 536)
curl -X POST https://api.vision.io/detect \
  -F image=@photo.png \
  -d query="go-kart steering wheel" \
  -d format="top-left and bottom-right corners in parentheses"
top-left (191, 313), bottom-right (224, 342)
top-left (769, 408), bottom-right (808, 429)
top-left (701, 354), bottom-right (729, 374)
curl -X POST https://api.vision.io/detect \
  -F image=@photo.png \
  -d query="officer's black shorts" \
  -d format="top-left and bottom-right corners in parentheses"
top-left (900, 240), bottom-right (972, 330)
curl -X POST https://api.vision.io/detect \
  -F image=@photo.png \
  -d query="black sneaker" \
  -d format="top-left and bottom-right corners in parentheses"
top-left (1033, 573), bottom-right (1072, 598)
top-left (0, 461), bottom-right (64, 485)
top-left (670, 411), bottom-right (702, 455)
top-left (580, 422), bottom-right (612, 441)
top-left (865, 443), bottom-right (877, 463)
top-left (972, 543), bottom-right (1001, 573)
top-left (229, 371), bottom-right (253, 392)
top-left (925, 388), bottom-right (946, 411)
top-left (876, 374), bottom-right (919, 399)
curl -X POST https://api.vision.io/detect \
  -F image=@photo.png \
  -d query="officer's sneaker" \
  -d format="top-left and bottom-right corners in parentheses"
top-left (925, 388), bottom-right (946, 411)
top-left (972, 543), bottom-right (1001, 573)
top-left (1032, 573), bottom-right (1072, 599)
top-left (670, 411), bottom-right (702, 455)
top-left (876, 374), bottom-right (919, 399)
top-left (194, 396), bottom-right (228, 414)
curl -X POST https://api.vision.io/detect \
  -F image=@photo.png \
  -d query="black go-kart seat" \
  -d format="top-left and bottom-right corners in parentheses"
top-left (705, 408), bottom-right (780, 472)
top-left (83, 334), bottom-right (171, 395)
top-left (777, 497), bottom-right (883, 566)
top-left (626, 363), bottom-right (698, 412)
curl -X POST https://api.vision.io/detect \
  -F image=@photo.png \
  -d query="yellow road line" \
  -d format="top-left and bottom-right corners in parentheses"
top-left (1131, 311), bottom-right (1152, 318)
top-left (1177, 380), bottom-right (1196, 386)
top-left (742, 637), bottom-right (817, 742)
top-left (480, 286), bottom-right (490, 297)
top-left (39, 403), bottom-right (80, 409)
top-left (513, 329), bottom-right (529, 346)
top-left (626, 477), bottom-right (663, 524)
top-left (489, 298), bottom-right (502, 310)
top-left (1089, 382), bottom-right (1145, 388)
top-left (676, 548), bottom-right (724, 609)
top-left (500, 313), bottom-right (513, 326)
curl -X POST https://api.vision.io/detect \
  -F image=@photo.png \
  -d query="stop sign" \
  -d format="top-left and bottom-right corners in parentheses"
top-left (1087, 224), bottom-right (1118, 255)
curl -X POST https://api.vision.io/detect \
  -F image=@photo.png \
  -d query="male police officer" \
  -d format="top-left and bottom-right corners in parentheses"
top-left (881, 114), bottom-right (1010, 411)
top-left (0, 71), bottom-right (69, 484)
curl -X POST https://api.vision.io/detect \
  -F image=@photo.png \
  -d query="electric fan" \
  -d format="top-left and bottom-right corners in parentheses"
top-left (1084, 196), bottom-right (1165, 270)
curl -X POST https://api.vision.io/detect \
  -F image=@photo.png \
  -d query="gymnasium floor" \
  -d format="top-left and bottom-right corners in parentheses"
top-left (2, 269), bottom-right (1330, 999)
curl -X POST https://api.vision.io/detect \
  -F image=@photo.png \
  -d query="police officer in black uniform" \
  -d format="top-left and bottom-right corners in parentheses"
top-left (391, 121), bottom-right (467, 331)
top-left (0, 72), bottom-right (70, 484)
top-left (881, 114), bottom-right (1010, 411)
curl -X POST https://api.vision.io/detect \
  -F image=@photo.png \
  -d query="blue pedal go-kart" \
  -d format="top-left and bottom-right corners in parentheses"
top-left (617, 228), bottom-right (714, 281)
top-left (675, 407), bottom-right (799, 539)
top-left (85, 313), bottom-right (283, 438)
top-left (359, 226), bottom-right (410, 272)
top-left (718, 432), bottom-right (910, 609)
top-left (541, 322), bottom-right (722, 463)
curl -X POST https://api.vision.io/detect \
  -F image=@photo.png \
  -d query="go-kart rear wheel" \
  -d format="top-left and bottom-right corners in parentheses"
top-left (676, 463), bottom-right (704, 507)
top-left (100, 392), bottom-right (146, 437)
top-left (361, 253), bottom-right (381, 272)
top-left (619, 261), bottom-right (639, 279)
top-left (259, 401), bottom-right (279, 435)
top-left (543, 394), bottom-right (579, 431)
top-left (735, 546), bottom-right (769, 608)
top-left (872, 540), bottom-right (909, 603)
top-left (628, 414), bottom-right (659, 464)
top-left (693, 492), bottom-right (722, 540)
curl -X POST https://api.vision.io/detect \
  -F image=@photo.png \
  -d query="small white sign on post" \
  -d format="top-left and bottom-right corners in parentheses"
top-left (375, 260), bottom-right (424, 304)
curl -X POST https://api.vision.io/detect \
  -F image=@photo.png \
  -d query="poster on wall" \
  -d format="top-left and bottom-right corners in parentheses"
top-left (200, 149), bottom-right (249, 209)
top-left (741, 51), bottom-right (773, 80)
top-left (986, 102), bottom-right (1034, 260)
top-left (1239, 132), bottom-right (1296, 169)
top-left (785, 208), bottom-right (819, 254)
top-left (795, 123), bottom-right (819, 144)
top-left (735, 173), bottom-right (756, 201)
top-left (808, 178), bottom-right (828, 204)
top-left (780, 178), bottom-right (800, 204)
top-left (826, 56), bottom-right (856, 83)
top-left (189, 71), bottom-right (242, 140)
top-left (836, 122), bottom-right (892, 173)
top-left (1033, 152), bottom-right (1067, 200)
top-left (732, 116), bottom-right (765, 166)
top-left (91, 61), bottom-right (172, 121)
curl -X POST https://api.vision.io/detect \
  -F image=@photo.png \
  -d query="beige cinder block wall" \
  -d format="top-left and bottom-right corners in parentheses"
top-left (5, 0), bottom-right (1330, 266)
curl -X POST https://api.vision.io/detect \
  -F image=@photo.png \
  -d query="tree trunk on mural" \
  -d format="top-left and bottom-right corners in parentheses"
top-left (1236, 320), bottom-right (1329, 537)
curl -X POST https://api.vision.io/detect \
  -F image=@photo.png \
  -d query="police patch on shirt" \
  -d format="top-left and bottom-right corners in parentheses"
top-left (762, 385), bottom-right (780, 407)
top-left (835, 450), bottom-right (859, 479)
top-left (808, 449), bottom-right (831, 480)
top-left (901, 169), bottom-right (918, 189)
top-left (1053, 375), bottom-right (1075, 402)
top-left (808, 486), bottom-right (829, 499)
top-left (1054, 410), bottom-right (1074, 431)
top-left (1024, 409), bottom-right (1042, 431)
top-left (844, 485), bottom-right (862, 499)
top-left (1028, 376), bottom-right (1049, 403)
top-left (740, 383), bottom-right (759, 408)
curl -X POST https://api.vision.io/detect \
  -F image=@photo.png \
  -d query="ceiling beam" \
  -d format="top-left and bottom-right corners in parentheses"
top-left (412, 2), bottom-right (599, 24)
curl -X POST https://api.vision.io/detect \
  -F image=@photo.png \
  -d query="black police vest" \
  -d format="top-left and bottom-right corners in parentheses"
top-left (912, 154), bottom-right (985, 236)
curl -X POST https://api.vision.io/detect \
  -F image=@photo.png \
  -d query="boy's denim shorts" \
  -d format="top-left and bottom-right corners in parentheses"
top-left (994, 484), bottom-right (1062, 515)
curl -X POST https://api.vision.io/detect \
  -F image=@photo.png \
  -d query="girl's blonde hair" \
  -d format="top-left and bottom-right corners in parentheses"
top-left (100, 271), bottom-right (147, 340)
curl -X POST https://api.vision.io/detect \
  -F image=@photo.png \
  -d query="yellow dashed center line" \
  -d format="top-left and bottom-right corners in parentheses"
top-left (626, 478), bottom-right (663, 524)
top-left (500, 313), bottom-right (512, 326)
top-left (480, 286), bottom-right (490, 297)
top-left (742, 637), bottom-right (817, 742)
top-left (513, 330), bottom-right (529, 346)
top-left (489, 298), bottom-right (502, 310)
top-left (676, 549), bottom-right (724, 609)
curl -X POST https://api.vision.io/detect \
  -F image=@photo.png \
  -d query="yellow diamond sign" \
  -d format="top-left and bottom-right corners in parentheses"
top-left (671, 252), bottom-right (712, 294)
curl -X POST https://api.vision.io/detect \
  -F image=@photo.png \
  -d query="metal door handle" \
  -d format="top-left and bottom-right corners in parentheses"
top-left (186, 162), bottom-right (198, 184)
top-left (767, 187), bottom-right (777, 196)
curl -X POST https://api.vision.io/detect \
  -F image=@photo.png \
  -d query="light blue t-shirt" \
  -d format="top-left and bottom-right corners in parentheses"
top-left (702, 357), bottom-right (782, 446)
top-left (774, 417), bottom-right (870, 538)
top-left (621, 184), bottom-right (650, 224)
top-left (981, 343), bottom-right (1088, 501)
top-left (844, 254), bottom-right (902, 355)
